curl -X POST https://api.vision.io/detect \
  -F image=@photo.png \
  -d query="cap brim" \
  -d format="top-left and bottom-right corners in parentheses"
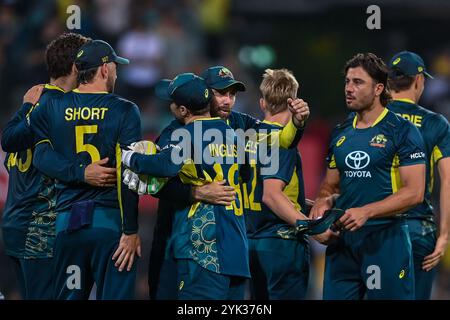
top-left (423, 71), bottom-right (434, 79)
top-left (297, 208), bottom-right (345, 235)
top-left (114, 56), bottom-right (130, 65)
top-left (211, 79), bottom-right (246, 92)
top-left (155, 80), bottom-right (172, 102)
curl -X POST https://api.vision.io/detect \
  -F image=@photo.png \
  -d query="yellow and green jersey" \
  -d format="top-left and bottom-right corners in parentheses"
top-left (327, 108), bottom-right (426, 225)
top-left (29, 89), bottom-right (141, 230)
top-left (244, 121), bottom-right (306, 240)
top-left (387, 99), bottom-right (450, 220)
top-left (2, 85), bottom-right (73, 259)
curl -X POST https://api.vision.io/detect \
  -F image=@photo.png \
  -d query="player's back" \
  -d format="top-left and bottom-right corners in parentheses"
top-left (2, 85), bottom-right (64, 259)
top-left (32, 89), bottom-right (141, 212)
top-left (171, 117), bottom-right (250, 278)
top-left (244, 121), bottom-right (306, 240)
top-left (387, 99), bottom-right (450, 219)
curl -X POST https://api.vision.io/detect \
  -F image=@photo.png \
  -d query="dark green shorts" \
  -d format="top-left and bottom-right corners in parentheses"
top-left (324, 219), bottom-right (414, 300)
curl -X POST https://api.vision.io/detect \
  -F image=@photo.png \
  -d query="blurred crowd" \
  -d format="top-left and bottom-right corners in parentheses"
top-left (1, 0), bottom-right (450, 299)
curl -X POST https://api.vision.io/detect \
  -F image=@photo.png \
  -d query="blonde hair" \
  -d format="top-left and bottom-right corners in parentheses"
top-left (259, 68), bottom-right (299, 115)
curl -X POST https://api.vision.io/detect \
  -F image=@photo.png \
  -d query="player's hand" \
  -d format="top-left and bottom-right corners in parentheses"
top-left (112, 233), bottom-right (142, 272)
top-left (339, 207), bottom-right (370, 231)
top-left (288, 98), bottom-right (310, 127)
top-left (85, 157), bottom-right (116, 187)
top-left (422, 235), bottom-right (449, 271)
top-left (312, 229), bottom-right (340, 245)
top-left (23, 84), bottom-right (44, 105)
top-left (192, 180), bottom-right (236, 206)
top-left (310, 197), bottom-right (333, 220)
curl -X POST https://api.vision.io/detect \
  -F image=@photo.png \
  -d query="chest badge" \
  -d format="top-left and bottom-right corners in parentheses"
top-left (370, 134), bottom-right (387, 148)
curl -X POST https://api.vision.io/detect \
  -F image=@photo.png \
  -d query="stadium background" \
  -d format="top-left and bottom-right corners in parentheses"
top-left (1, 0), bottom-right (450, 299)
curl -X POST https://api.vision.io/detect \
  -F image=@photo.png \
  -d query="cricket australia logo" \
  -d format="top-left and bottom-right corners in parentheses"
top-left (370, 134), bottom-right (387, 148)
top-left (344, 151), bottom-right (372, 178)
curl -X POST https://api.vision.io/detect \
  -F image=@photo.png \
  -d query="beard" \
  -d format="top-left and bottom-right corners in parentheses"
top-left (346, 94), bottom-right (375, 112)
top-left (210, 100), bottom-right (231, 119)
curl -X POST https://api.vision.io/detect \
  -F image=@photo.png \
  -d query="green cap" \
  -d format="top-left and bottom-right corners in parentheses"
top-left (201, 66), bottom-right (246, 91)
top-left (155, 73), bottom-right (212, 111)
top-left (388, 51), bottom-right (433, 79)
top-left (75, 40), bottom-right (129, 71)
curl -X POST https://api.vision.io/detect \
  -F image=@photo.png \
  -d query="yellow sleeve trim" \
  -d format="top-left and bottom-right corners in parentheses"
top-left (279, 119), bottom-right (297, 148)
top-left (116, 144), bottom-right (124, 228)
top-left (35, 139), bottom-right (53, 148)
top-left (328, 154), bottom-right (337, 169)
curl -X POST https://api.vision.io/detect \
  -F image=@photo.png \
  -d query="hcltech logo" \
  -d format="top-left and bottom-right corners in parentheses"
top-left (344, 151), bottom-right (372, 177)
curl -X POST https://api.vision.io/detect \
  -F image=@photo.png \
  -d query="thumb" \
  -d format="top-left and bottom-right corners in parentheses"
top-left (96, 157), bottom-right (109, 165)
top-left (217, 180), bottom-right (226, 185)
top-left (287, 98), bottom-right (293, 105)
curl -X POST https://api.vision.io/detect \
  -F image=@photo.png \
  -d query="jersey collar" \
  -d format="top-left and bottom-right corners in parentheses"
top-left (352, 107), bottom-right (389, 129)
top-left (72, 88), bottom-right (108, 94)
top-left (45, 83), bottom-right (65, 92)
top-left (262, 120), bottom-right (284, 127)
top-left (394, 98), bottom-right (415, 104)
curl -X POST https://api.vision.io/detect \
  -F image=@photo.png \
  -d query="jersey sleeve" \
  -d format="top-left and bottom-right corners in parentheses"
top-left (430, 114), bottom-right (450, 162)
top-left (396, 120), bottom-right (426, 166)
top-left (1, 102), bottom-right (35, 152)
top-left (118, 102), bottom-right (142, 146)
top-left (326, 127), bottom-right (340, 169)
top-left (261, 148), bottom-right (296, 184)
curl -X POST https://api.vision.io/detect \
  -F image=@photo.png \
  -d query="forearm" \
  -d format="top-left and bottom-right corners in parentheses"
top-left (33, 143), bottom-right (85, 183)
top-left (263, 191), bottom-right (307, 225)
top-left (439, 180), bottom-right (450, 240)
top-left (279, 119), bottom-right (304, 149)
top-left (121, 179), bottom-right (139, 234)
top-left (315, 181), bottom-right (339, 203)
top-left (128, 152), bottom-right (181, 177)
top-left (363, 186), bottom-right (423, 219)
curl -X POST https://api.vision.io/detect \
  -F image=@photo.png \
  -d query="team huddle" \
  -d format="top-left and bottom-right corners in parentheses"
top-left (2, 32), bottom-right (450, 300)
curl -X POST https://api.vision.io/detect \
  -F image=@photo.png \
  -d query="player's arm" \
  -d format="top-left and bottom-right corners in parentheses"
top-left (262, 179), bottom-right (308, 225)
top-left (113, 103), bottom-right (143, 272)
top-left (423, 157), bottom-right (450, 271)
top-left (1, 85), bottom-right (43, 152)
top-left (340, 122), bottom-right (426, 231)
top-left (423, 116), bottom-right (450, 270)
top-left (33, 141), bottom-right (116, 186)
top-left (310, 168), bottom-right (340, 220)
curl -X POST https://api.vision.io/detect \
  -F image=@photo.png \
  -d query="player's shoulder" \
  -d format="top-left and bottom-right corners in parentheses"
top-left (106, 94), bottom-right (140, 114)
top-left (332, 113), bottom-right (354, 135)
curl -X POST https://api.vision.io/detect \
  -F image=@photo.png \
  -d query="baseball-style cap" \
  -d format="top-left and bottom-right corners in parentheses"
top-left (388, 51), bottom-right (433, 79)
top-left (75, 39), bottom-right (129, 71)
top-left (296, 209), bottom-right (345, 236)
top-left (155, 73), bottom-right (212, 111)
top-left (201, 66), bottom-right (246, 91)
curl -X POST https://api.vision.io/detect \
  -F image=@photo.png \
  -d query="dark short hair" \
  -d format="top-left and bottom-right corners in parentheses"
top-left (345, 53), bottom-right (392, 106)
top-left (388, 74), bottom-right (415, 93)
top-left (77, 66), bottom-right (99, 85)
top-left (45, 33), bottom-right (90, 79)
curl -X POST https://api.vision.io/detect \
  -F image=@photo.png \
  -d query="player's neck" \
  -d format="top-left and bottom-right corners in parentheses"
top-left (264, 110), bottom-right (291, 126)
top-left (355, 102), bottom-right (385, 129)
top-left (391, 90), bottom-right (418, 104)
top-left (50, 76), bottom-right (76, 92)
top-left (76, 81), bottom-right (108, 93)
top-left (184, 112), bottom-right (211, 124)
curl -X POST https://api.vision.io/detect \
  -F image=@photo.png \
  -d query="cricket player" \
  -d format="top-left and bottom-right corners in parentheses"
top-left (122, 73), bottom-right (253, 299)
top-left (387, 51), bottom-right (450, 299)
top-left (311, 53), bottom-right (426, 299)
top-left (1, 33), bottom-right (115, 299)
top-left (29, 39), bottom-right (141, 299)
top-left (245, 68), bottom-right (310, 299)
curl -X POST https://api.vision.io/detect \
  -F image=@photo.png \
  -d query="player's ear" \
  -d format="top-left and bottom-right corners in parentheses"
top-left (259, 98), bottom-right (266, 113)
top-left (71, 63), bottom-right (78, 76)
top-left (100, 63), bottom-right (108, 79)
top-left (179, 105), bottom-right (188, 116)
top-left (374, 83), bottom-right (384, 97)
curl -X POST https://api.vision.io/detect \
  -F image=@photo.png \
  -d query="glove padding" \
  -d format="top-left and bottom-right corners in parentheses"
top-left (122, 140), bottom-right (167, 195)
top-left (295, 208), bottom-right (345, 236)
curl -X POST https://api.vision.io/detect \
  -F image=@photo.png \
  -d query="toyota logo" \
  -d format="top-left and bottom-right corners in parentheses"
top-left (345, 151), bottom-right (370, 170)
